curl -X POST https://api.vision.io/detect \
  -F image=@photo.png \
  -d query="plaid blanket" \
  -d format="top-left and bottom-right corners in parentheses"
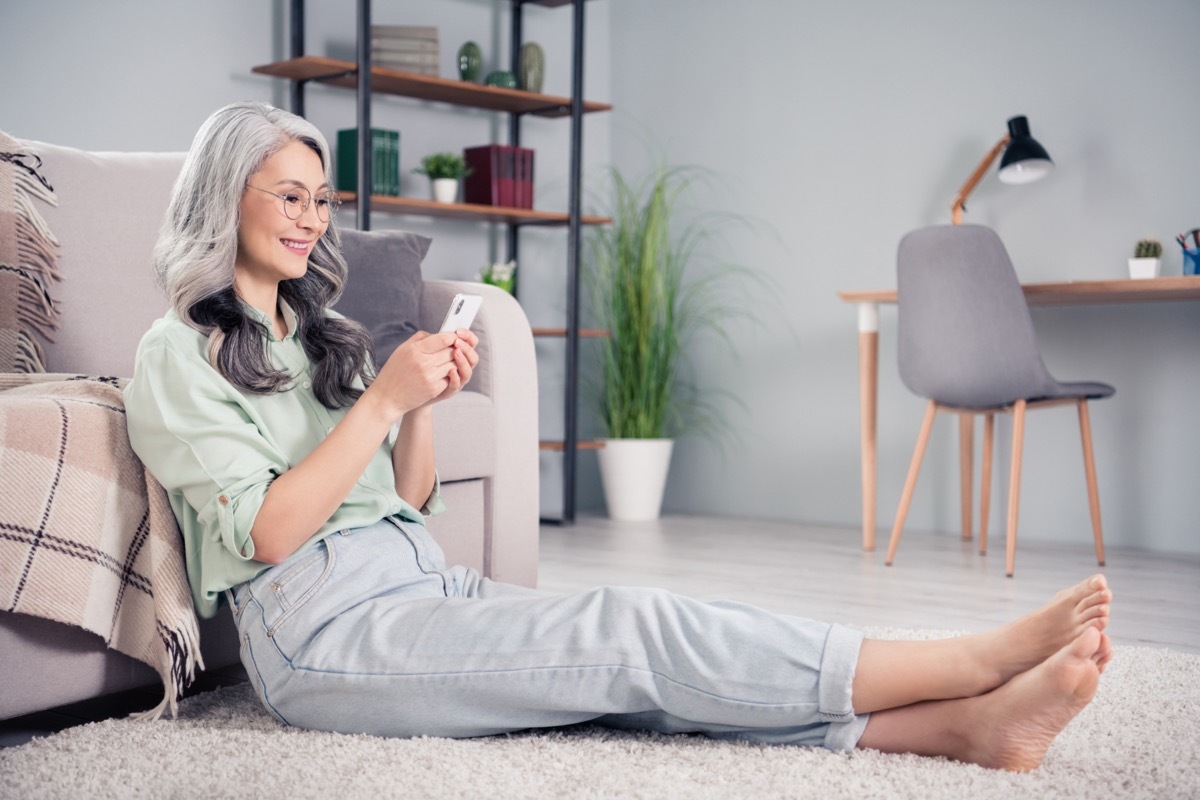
top-left (0, 373), bottom-right (201, 719)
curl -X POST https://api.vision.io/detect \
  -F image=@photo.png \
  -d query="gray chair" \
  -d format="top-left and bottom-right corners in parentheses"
top-left (885, 224), bottom-right (1112, 576)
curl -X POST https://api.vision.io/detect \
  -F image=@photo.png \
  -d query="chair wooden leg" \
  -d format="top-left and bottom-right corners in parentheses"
top-left (1005, 400), bottom-right (1027, 577)
top-left (959, 414), bottom-right (973, 541)
top-left (1077, 399), bottom-right (1106, 567)
top-left (980, 413), bottom-right (994, 556)
top-left (887, 401), bottom-right (938, 566)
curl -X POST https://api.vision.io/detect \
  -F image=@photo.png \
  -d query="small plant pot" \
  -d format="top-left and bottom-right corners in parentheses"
top-left (431, 178), bottom-right (459, 204)
top-left (1128, 257), bottom-right (1160, 279)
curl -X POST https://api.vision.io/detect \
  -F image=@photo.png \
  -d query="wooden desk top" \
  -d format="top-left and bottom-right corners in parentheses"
top-left (838, 275), bottom-right (1200, 306)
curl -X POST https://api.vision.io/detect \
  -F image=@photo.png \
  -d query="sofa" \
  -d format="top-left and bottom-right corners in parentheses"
top-left (0, 137), bottom-right (540, 720)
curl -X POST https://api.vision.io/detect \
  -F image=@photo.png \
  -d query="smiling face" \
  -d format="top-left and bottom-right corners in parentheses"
top-left (234, 139), bottom-right (330, 313)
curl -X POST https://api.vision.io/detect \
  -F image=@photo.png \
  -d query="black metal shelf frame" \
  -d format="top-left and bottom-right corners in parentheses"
top-left (285, 0), bottom-right (592, 523)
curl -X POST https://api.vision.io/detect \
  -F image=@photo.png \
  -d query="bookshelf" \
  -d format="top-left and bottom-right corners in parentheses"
top-left (256, 0), bottom-right (607, 523)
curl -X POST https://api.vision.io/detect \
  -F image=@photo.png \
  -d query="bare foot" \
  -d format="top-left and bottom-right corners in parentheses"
top-left (1094, 632), bottom-right (1114, 674)
top-left (965, 627), bottom-right (1102, 771)
top-left (966, 574), bottom-right (1111, 690)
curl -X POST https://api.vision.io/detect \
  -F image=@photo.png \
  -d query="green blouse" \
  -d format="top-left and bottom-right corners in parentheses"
top-left (123, 301), bottom-right (442, 619)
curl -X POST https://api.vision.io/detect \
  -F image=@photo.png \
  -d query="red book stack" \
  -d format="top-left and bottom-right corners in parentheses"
top-left (463, 145), bottom-right (534, 209)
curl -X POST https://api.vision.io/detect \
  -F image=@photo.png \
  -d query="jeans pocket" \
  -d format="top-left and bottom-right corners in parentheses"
top-left (265, 539), bottom-right (337, 637)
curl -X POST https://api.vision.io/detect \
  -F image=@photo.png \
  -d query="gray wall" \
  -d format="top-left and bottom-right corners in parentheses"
top-left (600, 0), bottom-right (1200, 555)
top-left (3, 0), bottom-right (1197, 554)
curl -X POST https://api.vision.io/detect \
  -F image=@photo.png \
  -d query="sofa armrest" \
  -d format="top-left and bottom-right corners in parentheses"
top-left (420, 280), bottom-right (539, 587)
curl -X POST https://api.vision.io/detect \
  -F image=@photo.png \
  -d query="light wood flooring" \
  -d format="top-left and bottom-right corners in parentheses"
top-left (538, 515), bottom-right (1200, 655)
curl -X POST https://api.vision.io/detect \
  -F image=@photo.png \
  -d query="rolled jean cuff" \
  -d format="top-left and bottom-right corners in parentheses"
top-left (817, 623), bottom-right (869, 751)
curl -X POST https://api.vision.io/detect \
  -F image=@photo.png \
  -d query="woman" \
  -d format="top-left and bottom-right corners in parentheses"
top-left (125, 102), bottom-right (1114, 772)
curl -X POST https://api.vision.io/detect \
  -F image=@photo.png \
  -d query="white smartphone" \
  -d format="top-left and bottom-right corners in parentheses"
top-left (438, 292), bottom-right (483, 333)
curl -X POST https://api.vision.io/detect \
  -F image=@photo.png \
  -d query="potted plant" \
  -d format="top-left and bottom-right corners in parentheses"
top-left (585, 163), bottom-right (754, 521)
top-left (413, 152), bottom-right (471, 203)
top-left (1128, 238), bottom-right (1162, 279)
top-left (479, 259), bottom-right (517, 294)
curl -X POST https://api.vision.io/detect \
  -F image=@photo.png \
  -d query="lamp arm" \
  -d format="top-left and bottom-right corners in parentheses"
top-left (950, 134), bottom-right (1011, 224)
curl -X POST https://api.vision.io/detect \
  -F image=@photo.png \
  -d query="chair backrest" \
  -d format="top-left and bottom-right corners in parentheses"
top-left (897, 224), bottom-right (1060, 408)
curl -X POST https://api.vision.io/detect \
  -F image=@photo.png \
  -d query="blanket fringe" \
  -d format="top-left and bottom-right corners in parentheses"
top-left (0, 133), bottom-right (62, 372)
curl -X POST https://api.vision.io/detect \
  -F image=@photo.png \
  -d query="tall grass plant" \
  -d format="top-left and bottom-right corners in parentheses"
top-left (587, 163), bottom-right (757, 440)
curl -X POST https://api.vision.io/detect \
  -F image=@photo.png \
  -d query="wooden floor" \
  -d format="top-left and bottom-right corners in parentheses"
top-left (539, 514), bottom-right (1200, 655)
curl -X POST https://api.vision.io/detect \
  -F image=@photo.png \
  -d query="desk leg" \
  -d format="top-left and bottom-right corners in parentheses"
top-left (857, 303), bottom-right (880, 551)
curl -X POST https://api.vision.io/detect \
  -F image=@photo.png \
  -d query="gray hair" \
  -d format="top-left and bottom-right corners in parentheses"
top-left (154, 102), bottom-right (373, 406)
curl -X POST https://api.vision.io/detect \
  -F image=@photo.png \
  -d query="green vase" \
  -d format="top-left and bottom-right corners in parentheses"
top-left (484, 70), bottom-right (517, 89)
top-left (518, 42), bottom-right (545, 93)
top-left (457, 41), bottom-right (483, 82)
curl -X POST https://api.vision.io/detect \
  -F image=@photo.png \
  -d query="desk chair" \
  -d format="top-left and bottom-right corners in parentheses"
top-left (885, 224), bottom-right (1112, 576)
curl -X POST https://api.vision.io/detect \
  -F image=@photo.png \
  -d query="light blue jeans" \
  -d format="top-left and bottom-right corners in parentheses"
top-left (228, 518), bottom-right (869, 750)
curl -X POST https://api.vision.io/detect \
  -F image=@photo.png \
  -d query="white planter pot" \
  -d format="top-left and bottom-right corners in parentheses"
top-left (431, 178), bottom-right (459, 203)
top-left (597, 439), bottom-right (674, 521)
top-left (1128, 257), bottom-right (1160, 279)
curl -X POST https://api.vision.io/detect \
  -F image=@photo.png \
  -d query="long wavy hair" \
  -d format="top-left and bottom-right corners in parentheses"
top-left (154, 101), bottom-right (374, 408)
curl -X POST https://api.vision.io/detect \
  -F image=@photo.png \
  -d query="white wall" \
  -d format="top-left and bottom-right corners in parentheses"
top-left (3, 0), bottom-right (1198, 554)
top-left (598, 0), bottom-right (1200, 555)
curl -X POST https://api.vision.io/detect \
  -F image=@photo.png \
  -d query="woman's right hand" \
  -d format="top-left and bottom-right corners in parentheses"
top-left (367, 331), bottom-right (461, 421)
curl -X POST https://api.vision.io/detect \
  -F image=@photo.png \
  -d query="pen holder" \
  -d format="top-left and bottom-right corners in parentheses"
top-left (1185, 248), bottom-right (1200, 277)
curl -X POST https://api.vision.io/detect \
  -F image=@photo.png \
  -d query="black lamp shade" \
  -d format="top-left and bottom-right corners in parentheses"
top-left (998, 115), bottom-right (1053, 185)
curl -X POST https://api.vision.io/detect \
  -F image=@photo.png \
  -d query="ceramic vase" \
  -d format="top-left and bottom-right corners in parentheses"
top-left (597, 439), bottom-right (674, 521)
top-left (457, 41), bottom-right (483, 82)
top-left (519, 42), bottom-right (545, 93)
top-left (484, 70), bottom-right (517, 88)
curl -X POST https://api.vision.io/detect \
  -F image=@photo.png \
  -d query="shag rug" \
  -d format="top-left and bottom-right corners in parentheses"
top-left (2, 628), bottom-right (1198, 800)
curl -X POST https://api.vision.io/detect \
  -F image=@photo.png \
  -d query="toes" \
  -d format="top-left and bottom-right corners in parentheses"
top-left (1070, 627), bottom-right (1103, 660)
top-left (1094, 633), bottom-right (1114, 673)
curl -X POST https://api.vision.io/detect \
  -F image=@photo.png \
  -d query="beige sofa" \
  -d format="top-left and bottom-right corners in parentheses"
top-left (0, 138), bottom-right (539, 720)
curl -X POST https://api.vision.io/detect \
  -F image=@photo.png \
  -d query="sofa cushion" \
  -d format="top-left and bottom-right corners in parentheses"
top-left (335, 229), bottom-right (430, 365)
top-left (25, 140), bottom-right (185, 378)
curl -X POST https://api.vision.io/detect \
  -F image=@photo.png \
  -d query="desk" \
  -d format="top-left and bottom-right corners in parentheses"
top-left (837, 275), bottom-right (1200, 551)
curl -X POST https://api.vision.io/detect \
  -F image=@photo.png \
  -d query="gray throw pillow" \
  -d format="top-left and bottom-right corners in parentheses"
top-left (335, 228), bottom-right (431, 364)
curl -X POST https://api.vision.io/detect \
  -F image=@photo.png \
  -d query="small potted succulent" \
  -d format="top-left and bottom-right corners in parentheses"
top-left (414, 152), bottom-right (472, 203)
top-left (1128, 238), bottom-right (1162, 279)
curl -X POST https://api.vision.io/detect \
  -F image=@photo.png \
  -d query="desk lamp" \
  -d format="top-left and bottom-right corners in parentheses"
top-left (950, 115), bottom-right (1053, 224)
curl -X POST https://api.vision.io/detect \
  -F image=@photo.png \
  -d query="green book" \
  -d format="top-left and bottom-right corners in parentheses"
top-left (337, 128), bottom-right (400, 195)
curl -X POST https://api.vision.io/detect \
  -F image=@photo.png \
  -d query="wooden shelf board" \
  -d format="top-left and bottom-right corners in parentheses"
top-left (540, 440), bottom-right (606, 451)
top-left (532, 328), bottom-right (609, 337)
top-left (340, 193), bottom-right (610, 225)
top-left (252, 57), bottom-right (612, 117)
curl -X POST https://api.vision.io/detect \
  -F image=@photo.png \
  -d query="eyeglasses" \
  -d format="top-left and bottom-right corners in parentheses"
top-left (247, 185), bottom-right (341, 223)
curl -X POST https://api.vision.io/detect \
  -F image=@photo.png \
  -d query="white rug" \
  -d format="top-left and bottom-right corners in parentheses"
top-left (3, 629), bottom-right (1198, 800)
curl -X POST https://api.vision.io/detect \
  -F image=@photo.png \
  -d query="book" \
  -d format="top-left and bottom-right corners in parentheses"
top-left (515, 147), bottom-right (534, 209)
top-left (372, 52), bottom-right (439, 71)
top-left (370, 38), bottom-right (439, 54)
top-left (464, 145), bottom-right (535, 208)
top-left (371, 24), bottom-right (437, 40)
top-left (463, 146), bottom-right (501, 206)
top-left (336, 128), bottom-right (400, 196)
